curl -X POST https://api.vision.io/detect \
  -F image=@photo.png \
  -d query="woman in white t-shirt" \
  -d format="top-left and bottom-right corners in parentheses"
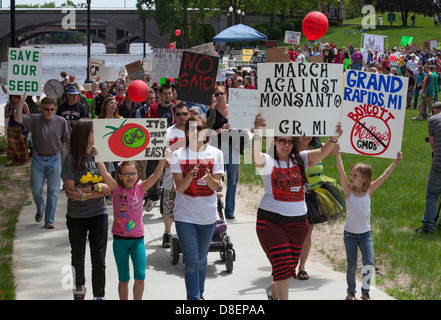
top-left (252, 114), bottom-right (342, 300)
top-left (170, 115), bottom-right (224, 300)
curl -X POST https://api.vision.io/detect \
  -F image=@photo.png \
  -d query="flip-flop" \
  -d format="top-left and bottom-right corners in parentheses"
top-left (298, 270), bottom-right (310, 280)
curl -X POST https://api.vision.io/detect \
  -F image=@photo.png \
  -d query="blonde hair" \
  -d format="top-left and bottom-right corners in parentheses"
top-left (350, 163), bottom-right (372, 191)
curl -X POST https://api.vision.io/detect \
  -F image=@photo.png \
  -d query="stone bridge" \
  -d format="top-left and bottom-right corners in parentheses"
top-left (0, 8), bottom-right (276, 62)
top-left (0, 8), bottom-right (170, 62)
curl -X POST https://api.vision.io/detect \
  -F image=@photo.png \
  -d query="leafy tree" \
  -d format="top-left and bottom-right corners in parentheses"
top-left (363, 0), bottom-right (441, 26)
top-left (137, 0), bottom-right (217, 48)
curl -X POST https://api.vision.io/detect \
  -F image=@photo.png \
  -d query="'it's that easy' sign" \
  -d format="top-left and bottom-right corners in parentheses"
top-left (7, 48), bottom-right (42, 95)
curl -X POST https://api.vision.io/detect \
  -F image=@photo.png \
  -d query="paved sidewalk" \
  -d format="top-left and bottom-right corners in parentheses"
top-left (13, 191), bottom-right (395, 300)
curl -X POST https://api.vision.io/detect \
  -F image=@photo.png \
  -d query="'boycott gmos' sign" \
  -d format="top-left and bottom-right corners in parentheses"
top-left (339, 70), bottom-right (408, 159)
top-left (258, 62), bottom-right (344, 137)
top-left (7, 48), bottom-right (42, 95)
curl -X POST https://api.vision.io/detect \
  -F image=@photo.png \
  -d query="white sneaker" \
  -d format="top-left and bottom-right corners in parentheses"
top-left (144, 199), bottom-right (155, 212)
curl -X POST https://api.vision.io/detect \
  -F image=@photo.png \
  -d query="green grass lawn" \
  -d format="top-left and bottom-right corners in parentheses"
top-left (238, 106), bottom-right (441, 300)
top-left (291, 13), bottom-right (441, 51)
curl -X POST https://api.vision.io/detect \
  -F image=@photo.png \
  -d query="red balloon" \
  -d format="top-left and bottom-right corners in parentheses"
top-left (175, 29), bottom-right (181, 37)
top-left (389, 54), bottom-right (397, 62)
top-left (302, 11), bottom-right (329, 41)
top-left (127, 80), bottom-right (149, 103)
top-left (169, 43), bottom-right (174, 49)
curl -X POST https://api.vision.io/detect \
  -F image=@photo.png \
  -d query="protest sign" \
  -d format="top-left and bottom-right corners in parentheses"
top-left (191, 42), bottom-right (216, 56)
top-left (177, 51), bottom-right (219, 105)
top-left (143, 57), bottom-right (153, 75)
top-left (362, 34), bottom-right (385, 54)
top-left (125, 60), bottom-right (145, 80)
top-left (242, 48), bottom-right (254, 61)
top-left (44, 79), bottom-right (64, 98)
top-left (284, 31), bottom-right (301, 45)
top-left (400, 36), bottom-right (413, 47)
top-left (265, 48), bottom-right (290, 62)
top-left (93, 118), bottom-right (167, 162)
top-left (258, 62), bottom-right (344, 137)
top-left (88, 58), bottom-right (105, 82)
top-left (309, 54), bottom-right (324, 63)
top-left (228, 88), bottom-right (259, 130)
top-left (100, 66), bottom-right (120, 81)
top-left (152, 48), bottom-right (185, 82)
top-left (339, 70), bottom-right (408, 159)
top-left (7, 48), bottom-right (42, 95)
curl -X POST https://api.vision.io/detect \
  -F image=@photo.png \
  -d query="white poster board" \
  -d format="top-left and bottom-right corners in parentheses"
top-left (228, 88), bottom-right (259, 130)
top-left (362, 34), bottom-right (386, 54)
top-left (258, 62), bottom-right (344, 137)
top-left (7, 48), bottom-right (43, 95)
top-left (284, 31), bottom-right (301, 45)
top-left (152, 48), bottom-right (185, 82)
top-left (191, 42), bottom-right (216, 56)
top-left (44, 79), bottom-right (64, 98)
top-left (99, 66), bottom-right (120, 82)
top-left (339, 70), bottom-right (408, 159)
top-left (93, 118), bottom-right (167, 162)
top-left (89, 58), bottom-right (105, 82)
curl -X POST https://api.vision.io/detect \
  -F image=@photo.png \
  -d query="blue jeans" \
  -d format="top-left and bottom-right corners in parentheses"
top-left (30, 153), bottom-right (62, 223)
top-left (344, 230), bottom-right (374, 294)
top-left (175, 221), bottom-right (216, 300)
top-left (421, 166), bottom-right (441, 231)
top-left (221, 144), bottom-right (239, 217)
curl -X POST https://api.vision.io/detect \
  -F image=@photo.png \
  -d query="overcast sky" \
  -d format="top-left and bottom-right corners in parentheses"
top-left (10, 0), bottom-right (139, 8)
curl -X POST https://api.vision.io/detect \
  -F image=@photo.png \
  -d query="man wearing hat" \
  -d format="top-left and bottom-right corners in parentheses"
top-left (416, 102), bottom-right (441, 232)
top-left (57, 86), bottom-right (89, 128)
top-left (91, 82), bottom-right (112, 118)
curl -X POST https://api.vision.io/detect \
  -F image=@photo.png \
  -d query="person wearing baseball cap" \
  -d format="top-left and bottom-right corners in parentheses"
top-left (92, 82), bottom-right (112, 117)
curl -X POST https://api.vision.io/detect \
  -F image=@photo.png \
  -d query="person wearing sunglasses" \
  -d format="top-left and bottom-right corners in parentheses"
top-left (206, 85), bottom-right (239, 220)
top-left (14, 95), bottom-right (71, 229)
top-left (252, 114), bottom-right (342, 300)
top-left (160, 103), bottom-right (190, 248)
top-left (170, 115), bottom-right (224, 300)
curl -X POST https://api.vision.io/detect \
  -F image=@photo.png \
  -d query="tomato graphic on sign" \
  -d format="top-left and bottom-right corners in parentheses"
top-left (103, 119), bottom-right (150, 158)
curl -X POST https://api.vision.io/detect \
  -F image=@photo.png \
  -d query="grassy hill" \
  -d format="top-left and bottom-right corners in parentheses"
top-left (294, 13), bottom-right (441, 51)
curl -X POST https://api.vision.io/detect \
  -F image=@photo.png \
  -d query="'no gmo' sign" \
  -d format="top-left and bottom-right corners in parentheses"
top-left (7, 48), bottom-right (42, 95)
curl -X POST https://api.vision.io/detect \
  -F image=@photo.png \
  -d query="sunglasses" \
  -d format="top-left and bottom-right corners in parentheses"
top-left (195, 126), bottom-right (206, 132)
top-left (175, 112), bottom-right (189, 117)
top-left (214, 92), bottom-right (225, 97)
top-left (44, 108), bottom-right (56, 112)
top-left (276, 138), bottom-right (294, 146)
top-left (120, 172), bottom-right (138, 177)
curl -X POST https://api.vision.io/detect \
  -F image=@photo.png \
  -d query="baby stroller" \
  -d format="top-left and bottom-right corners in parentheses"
top-left (169, 190), bottom-right (236, 273)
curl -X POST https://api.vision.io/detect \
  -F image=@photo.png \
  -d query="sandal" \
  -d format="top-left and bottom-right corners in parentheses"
top-left (298, 270), bottom-right (310, 280)
top-left (265, 287), bottom-right (278, 300)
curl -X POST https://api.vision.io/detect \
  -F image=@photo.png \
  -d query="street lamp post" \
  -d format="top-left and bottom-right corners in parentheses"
top-left (242, 11), bottom-right (245, 24)
top-left (10, 0), bottom-right (16, 47)
top-left (85, 0), bottom-right (91, 83)
top-left (142, 4), bottom-right (146, 59)
top-left (228, 6), bottom-right (233, 27)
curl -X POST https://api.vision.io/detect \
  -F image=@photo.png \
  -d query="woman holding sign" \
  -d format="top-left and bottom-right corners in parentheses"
top-left (252, 114), bottom-right (342, 300)
top-left (170, 115), bottom-right (224, 300)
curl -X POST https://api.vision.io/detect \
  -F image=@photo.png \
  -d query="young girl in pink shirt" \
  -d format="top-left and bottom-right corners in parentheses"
top-left (97, 159), bottom-right (165, 300)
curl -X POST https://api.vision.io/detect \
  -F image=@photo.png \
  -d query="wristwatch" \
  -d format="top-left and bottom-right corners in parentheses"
top-left (253, 134), bottom-right (261, 141)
